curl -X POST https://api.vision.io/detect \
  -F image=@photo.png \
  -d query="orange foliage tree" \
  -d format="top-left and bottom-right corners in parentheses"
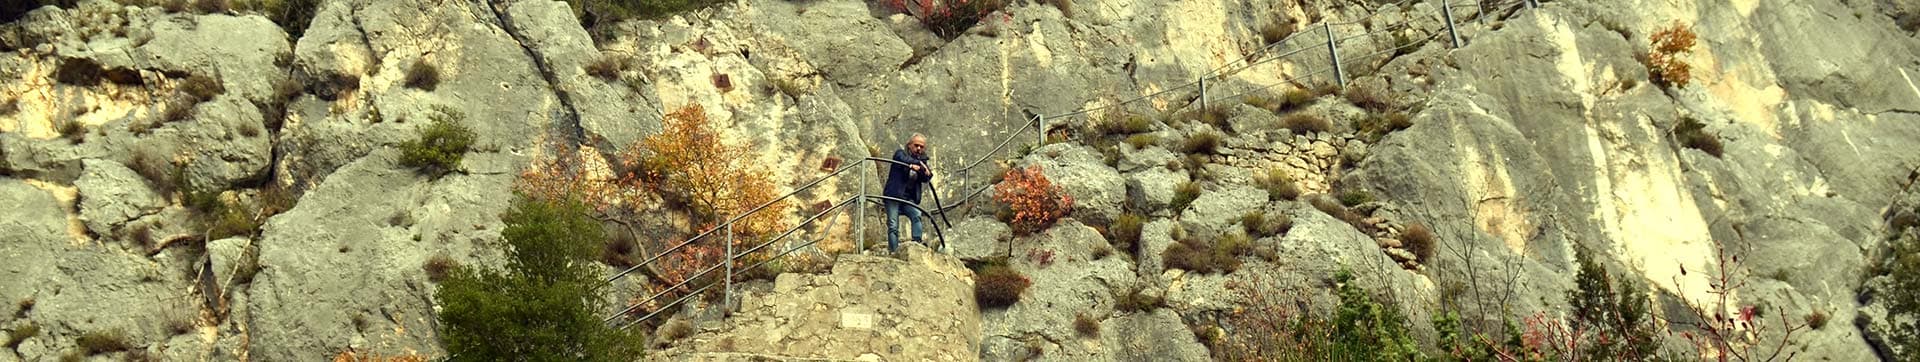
top-left (994, 165), bottom-right (1073, 235)
top-left (628, 105), bottom-right (789, 298)
top-left (1648, 21), bottom-right (1698, 88)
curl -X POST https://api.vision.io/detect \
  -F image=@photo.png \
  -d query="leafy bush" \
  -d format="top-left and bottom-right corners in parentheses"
top-left (1399, 223), bottom-right (1434, 261)
top-left (975, 264), bottom-right (1030, 309)
top-left (1110, 213), bottom-right (1144, 255)
top-left (1219, 271), bottom-right (1421, 361)
top-left (1280, 113), bottom-right (1331, 135)
top-left (633, 105), bottom-right (789, 235)
top-left (1242, 210), bottom-right (1291, 238)
top-left (1874, 227), bottom-right (1920, 358)
top-left (398, 110), bottom-right (476, 177)
top-left (1170, 181), bottom-right (1201, 212)
top-left (404, 59), bottom-right (440, 91)
top-left (1074, 313), bottom-right (1100, 337)
top-left (1648, 21), bottom-right (1697, 88)
top-left (1674, 116), bottom-right (1723, 158)
top-left (994, 165), bottom-right (1073, 235)
top-left (76, 330), bottom-right (131, 355)
top-left (435, 196), bottom-right (641, 361)
top-left (877, 0), bottom-right (1009, 39)
top-left (1182, 131), bottom-right (1222, 154)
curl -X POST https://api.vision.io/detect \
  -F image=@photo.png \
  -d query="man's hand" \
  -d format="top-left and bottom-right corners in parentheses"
top-left (909, 164), bottom-right (923, 172)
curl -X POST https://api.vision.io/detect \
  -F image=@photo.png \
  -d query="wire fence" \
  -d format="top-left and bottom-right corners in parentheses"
top-left (598, 0), bottom-right (1542, 331)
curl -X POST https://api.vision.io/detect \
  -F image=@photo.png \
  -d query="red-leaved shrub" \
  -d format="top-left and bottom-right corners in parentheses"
top-left (994, 165), bottom-right (1073, 235)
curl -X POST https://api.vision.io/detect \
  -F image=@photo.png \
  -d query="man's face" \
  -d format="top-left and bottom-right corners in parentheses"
top-left (908, 137), bottom-right (928, 157)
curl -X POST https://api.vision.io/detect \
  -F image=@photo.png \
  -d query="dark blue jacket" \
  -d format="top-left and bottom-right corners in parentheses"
top-left (883, 149), bottom-right (932, 202)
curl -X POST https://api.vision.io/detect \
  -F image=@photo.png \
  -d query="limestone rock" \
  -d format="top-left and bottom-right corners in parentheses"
top-left (948, 216), bottom-right (1012, 262)
top-left (1103, 309), bottom-right (1210, 362)
top-left (1177, 184), bottom-right (1267, 236)
top-left (1023, 143), bottom-right (1126, 226)
top-left (74, 159), bottom-right (164, 236)
top-left (1125, 166), bottom-right (1189, 215)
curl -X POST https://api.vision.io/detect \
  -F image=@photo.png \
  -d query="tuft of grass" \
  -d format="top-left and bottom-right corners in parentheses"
top-left (1311, 196), bottom-right (1363, 227)
top-left (584, 54), bottom-right (631, 81)
top-left (1099, 114), bottom-right (1155, 136)
top-left (1259, 22), bottom-right (1293, 45)
top-left (1243, 210), bottom-right (1292, 238)
top-left (1280, 89), bottom-right (1316, 111)
top-left (1258, 168), bottom-right (1301, 201)
top-left (1170, 181), bottom-right (1202, 212)
top-left (976, 264), bottom-right (1031, 309)
top-left (1805, 310), bottom-right (1829, 330)
top-left (601, 230), bottom-right (637, 268)
top-left (76, 330), bottom-right (132, 355)
top-left (1163, 233), bottom-right (1251, 274)
top-left (422, 254), bottom-right (457, 283)
top-left (1110, 213), bottom-right (1144, 256)
top-left (57, 117), bottom-right (87, 144)
top-left (659, 318), bottom-right (694, 341)
top-left (1125, 134), bottom-right (1159, 150)
top-left (404, 59), bottom-right (441, 91)
top-left (1342, 82), bottom-right (1397, 113)
top-left (1244, 95), bottom-right (1280, 111)
top-left (1674, 116), bottom-right (1724, 158)
top-left (180, 75), bottom-right (225, 103)
top-left (1181, 131), bottom-right (1222, 155)
top-left (1114, 285), bottom-right (1164, 313)
top-left (1074, 313), bottom-right (1101, 337)
top-left (1400, 223), bottom-right (1435, 261)
top-left (1280, 113), bottom-right (1332, 135)
top-left (4, 323), bottom-right (37, 349)
top-left (165, 314), bottom-right (195, 336)
top-left (1338, 190), bottom-right (1373, 207)
top-left (196, 0), bottom-right (230, 13)
top-left (398, 109), bottom-right (476, 177)
top-left (15, 297), bottom-right (35, 318)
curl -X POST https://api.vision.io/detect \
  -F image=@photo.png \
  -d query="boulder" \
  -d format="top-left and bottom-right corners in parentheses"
top-left (75, 159), bottom-right (165, 236)
top-left (1102, 309), bottom-right (1211, 362)
top-left (981, 220), bottom-right (1138, 360)
top-left (1023, 143), bottom-right (1126, 226)
top-left (1177, 184), bottom-right (1267, 237)
top-left (947, 216), bottom-right (1013, 262)
top-left (1125, 166), bottom-right (1190, 215)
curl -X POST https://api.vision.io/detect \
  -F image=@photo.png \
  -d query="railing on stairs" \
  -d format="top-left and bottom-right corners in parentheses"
top-left (598, 0), bottom-right (1542, 330)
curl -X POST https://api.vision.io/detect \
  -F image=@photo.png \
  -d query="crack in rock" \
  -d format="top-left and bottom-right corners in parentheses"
top-left (480, 0), bottom-right (586, 149)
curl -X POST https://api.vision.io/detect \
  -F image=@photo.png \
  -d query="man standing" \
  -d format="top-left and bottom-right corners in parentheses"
top-left (882, 134), bottom-right (933, 254)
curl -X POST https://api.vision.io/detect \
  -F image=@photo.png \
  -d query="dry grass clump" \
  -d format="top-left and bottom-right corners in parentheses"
top-left (1257, 168), bottom-right (1301, 201)
top-left (1674, 116), bottom-right (1723, 158)
top-left (584, 54), bottom-right (632, 81)
top-left (1163, 233), bottom-right (1252, 274)
top-left (403, 59), bottom-right (440, 91)
top-left (1125, 134), bottom-right (1159, 150)
top-left (1260, 22), bottom-right (1293, 45)
top-left (1242, 210), bottom-right (1292, 238)
top-left (76, 329), bottom-right (132, 355)
top-left (422, 254), bottom-right (458, 283)
top-left (1074, 313), bottom-right (1101, 337)
top-left (976, 264), bottom-right (1032, 309)
top-left (1280, 113), bottom-right (1331, 135)
top-left (1170, 181), bottom-right (1202, 212)
top-left (1399, 223), bottom-right (1435, 261)
top-left (1182, 131), bottom-right (1222, 155)
top-left (1109, 213), bottom-right (1145, 256)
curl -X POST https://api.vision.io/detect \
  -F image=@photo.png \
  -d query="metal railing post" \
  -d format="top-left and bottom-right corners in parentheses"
top-left (1036, 114), bottom-right (1046, 145)
top-left (1443, 0), bottom-right (1462, 48)
top-left (1326, 23), bottom-right (1345, 88)
top-left (858, 166), bottom-right (868, 255)
top-left (723, 223), bottom-right (734, 314)
top-left (1198, 77), bottom-right (1208, 111)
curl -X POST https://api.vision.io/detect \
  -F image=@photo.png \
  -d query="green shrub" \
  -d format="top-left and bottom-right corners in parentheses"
top-left (975, 264), bottom-right (1030, 309)
top-left (1074, 313), bottom-right (1100, 337)
top-left (1338, 190), bottom-right (1373, 207)
top-left (436, 195), bottom-right (642, 361)
top-left (1326, 270), bottom-right (1421, 360)
top-left (1674, 116), bottom-right (1723, 158)
top-left (1182, 131), bottom-right (1222, 154)
top-left (1171, 181), bottom-right (1201, 212)
top-left (76, 330), bottom-right (131, 355)
top-left (1876, 228), bottom-right (1920, 358)
top-left (398, 109), bottom-right (476, 177)
top-left (404, 59), bottom-right (441, 91)
top-left (1243, 210), bottom-right (1292, 238)
top-left (1563, 247), bottom-right (1661, 360)
top-left (1280, 113), bottom-right (1331, 135)
top-left (3, 323), bottom-right (37, 349)
top-left (1110, 213), bottom-right (1144, 255)
top-left (1125, 134), bottom-right (1158, 150)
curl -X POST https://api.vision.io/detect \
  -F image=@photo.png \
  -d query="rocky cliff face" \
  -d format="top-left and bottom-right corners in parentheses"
top-left (1, 0), bottom-right (1918, 360)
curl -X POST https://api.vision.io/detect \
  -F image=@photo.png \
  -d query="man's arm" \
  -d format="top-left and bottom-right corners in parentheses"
top-left (894, 149), bottom-right (922, 174)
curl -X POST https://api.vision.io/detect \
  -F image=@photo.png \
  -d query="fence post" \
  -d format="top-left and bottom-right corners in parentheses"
top-left (1325, 23), bottom-right (1345, 88)
top-left (1198, 77), bottom-right (1208, 111)
top-left (1442, 0), bottom-right (1461, 48)
top-left (723, 223), bottom-right (734, 314)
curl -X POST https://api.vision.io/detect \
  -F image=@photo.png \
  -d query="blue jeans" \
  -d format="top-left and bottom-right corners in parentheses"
top-left (884, 199), bottom-right (924, 253)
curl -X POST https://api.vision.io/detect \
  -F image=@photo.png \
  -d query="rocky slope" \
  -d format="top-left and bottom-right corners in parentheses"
top-left (1, 0), bottom-right (1918, 360)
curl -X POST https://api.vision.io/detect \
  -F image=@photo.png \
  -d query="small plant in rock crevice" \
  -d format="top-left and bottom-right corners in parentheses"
top-left (404, 59), bottom-right (440, 91)
top-left (1648, 21), bottom-right (1698, 88)
top-left (398, 108), bottom-right (476, 178)
top-left (975, 263), bottom-right (1030, 309)
top-left (1674, 116), bottom-right (1724, 158)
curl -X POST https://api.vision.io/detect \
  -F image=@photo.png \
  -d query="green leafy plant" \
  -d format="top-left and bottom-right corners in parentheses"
top-left (435, 195), bottom-right (641, 361)
top-left (398, 109), bottom-right (476, 177)
top-left (1338, 190), bottom-right (1373, 207)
